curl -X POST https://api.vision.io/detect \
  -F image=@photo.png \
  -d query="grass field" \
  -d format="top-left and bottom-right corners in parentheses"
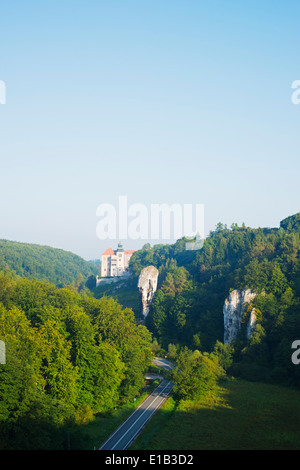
top-left (93, 276), bottom-right (140, 317)
top-left (129, 379), bottom-right (300, 450)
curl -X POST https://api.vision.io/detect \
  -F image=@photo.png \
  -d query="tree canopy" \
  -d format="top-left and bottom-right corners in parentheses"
top-left (130, 213), bottom-right (300, 385)
top-left (0, 239), bottom-right (98, 286)
top-left (0, 273), bottom-right (152, 449)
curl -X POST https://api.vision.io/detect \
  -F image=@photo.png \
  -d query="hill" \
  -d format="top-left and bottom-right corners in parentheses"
top-left (93, 276), bottom-right (140, 316)
top-left (127, 212), bottom-right (300, 386)
top-left (0, 239), bottom-right (99, 286)
top-left (0, 273), bottom-right (151, 449)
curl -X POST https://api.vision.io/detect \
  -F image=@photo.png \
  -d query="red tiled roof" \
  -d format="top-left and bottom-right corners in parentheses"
top-left (102, 248), bottom-right (115, 256)
top-left (102, 248), bottom-right (136, 256)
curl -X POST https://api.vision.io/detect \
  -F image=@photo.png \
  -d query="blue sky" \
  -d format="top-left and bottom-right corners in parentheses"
top-left (0, 0), bottom-right (299, 259)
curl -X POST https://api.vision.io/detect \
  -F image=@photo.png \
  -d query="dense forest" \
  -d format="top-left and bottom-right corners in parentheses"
top-left (0, 272), bottom-right (152, 449)
top-left (129, 212), bottom-right (300, 385)
top-left (0, 213), bottom-right (300, 449)
top-left (0, 239), bottom-right (98, 286)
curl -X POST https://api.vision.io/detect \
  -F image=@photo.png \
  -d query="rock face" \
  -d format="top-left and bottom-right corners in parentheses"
top-left (246, 308), bottom-right (257, 340)
top-left (223, 289), bottom-right (257, 344)
top-left (138, 266), bottom-right (159, 318)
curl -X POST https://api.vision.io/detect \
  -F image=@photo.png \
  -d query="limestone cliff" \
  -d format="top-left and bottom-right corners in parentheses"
top-left (246, 308), bottom-right (257, 340)
top-left (138, 266), bottom-right (159, 318)
top-left (223, 289), bottom-right (257, 344)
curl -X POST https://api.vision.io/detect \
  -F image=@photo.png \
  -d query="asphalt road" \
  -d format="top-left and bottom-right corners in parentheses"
top-left (152, 357), bottom-right (174, 371)
top-left (99, 358), bottom-right (174, 451)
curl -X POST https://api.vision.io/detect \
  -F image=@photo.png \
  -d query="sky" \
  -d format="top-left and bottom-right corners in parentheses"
top-left (0, 0), bottom-right (299, 260)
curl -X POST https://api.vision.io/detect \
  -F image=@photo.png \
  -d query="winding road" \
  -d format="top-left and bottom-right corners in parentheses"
top-left (99, 357), bottom-right (174, 451)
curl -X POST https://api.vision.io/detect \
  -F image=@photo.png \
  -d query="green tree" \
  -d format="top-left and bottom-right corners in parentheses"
top-left (39, 318), bottom-right (79, 405)
top-left (269, 264), bottom-right (288, 296)
top-left (212, 340), bottom-right (234, 371)
top-left (167, 343), bottom-right (177, 360)
top-left (172, 348), bottom-right (225, 403)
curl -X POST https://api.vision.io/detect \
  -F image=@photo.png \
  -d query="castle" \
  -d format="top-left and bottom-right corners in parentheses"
top-left (100, 242), bottom-right (135, 278)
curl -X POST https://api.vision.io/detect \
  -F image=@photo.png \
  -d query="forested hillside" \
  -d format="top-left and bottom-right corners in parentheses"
top-left (0, 273), bottom-right (151, 449)
top-left (1, 213), bottom-right (299, 449)
top-left (0, 239), bottom-right (98, 286)
top-left (129, 213), bottom-right (300, 385)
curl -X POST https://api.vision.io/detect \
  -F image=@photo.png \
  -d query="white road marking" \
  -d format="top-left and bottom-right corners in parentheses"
top-left (100, 381), bottom-right (172, 450)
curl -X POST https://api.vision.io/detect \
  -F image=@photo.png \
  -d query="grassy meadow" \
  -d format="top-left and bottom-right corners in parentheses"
top-left (129, 379), bottom-right (300, 450)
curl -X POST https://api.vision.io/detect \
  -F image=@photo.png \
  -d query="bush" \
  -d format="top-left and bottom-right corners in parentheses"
top-left (172, 348), bottom-right (225, 403)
